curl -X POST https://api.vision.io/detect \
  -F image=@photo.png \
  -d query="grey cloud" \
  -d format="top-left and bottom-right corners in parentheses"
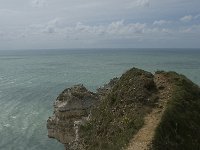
top-left (0, 0), bottom-right (200, 49)
top-left (43, 26), bottom-right (56, 33)
top-left (31, 0), bottom-right (47, 7)
top-left (180, 24), bottom-right (200, 33)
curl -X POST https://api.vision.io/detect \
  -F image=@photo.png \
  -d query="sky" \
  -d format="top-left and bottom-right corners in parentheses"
top-left (0, 0), bottom-right (200, 50)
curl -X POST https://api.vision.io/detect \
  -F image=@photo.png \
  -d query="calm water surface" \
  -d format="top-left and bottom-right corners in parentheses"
top-left (0, 48), bottom-right (200, 150)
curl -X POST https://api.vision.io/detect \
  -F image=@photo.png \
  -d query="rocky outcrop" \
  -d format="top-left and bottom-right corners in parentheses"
top-left (47, 68), bottom-right (200, 150)
top-left (47, 84), bottom-right (99, 149)
top-left (47, 78), bottom-right (118, 150)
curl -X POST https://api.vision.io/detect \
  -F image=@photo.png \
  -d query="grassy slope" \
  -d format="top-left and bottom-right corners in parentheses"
top-left (80, 68), bottom-right (158, 150)
top-left (80, 69), bottom-right (200, 150)
top-left (152, 71), bottom-right (200, 150)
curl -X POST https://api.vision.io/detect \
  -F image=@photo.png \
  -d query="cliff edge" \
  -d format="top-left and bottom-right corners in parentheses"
top-left (47, 68), bottom-right (200, 150)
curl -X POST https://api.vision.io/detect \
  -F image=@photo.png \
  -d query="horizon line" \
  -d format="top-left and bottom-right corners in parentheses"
top-left (0, 47), bottom-right (200, 51)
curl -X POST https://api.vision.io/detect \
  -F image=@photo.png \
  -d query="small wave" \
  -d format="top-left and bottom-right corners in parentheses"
top-left (21, 127), bottom-right (27, 130)
top-left (32, 111), bottom-right (39, 115)
top-left (0, 81), bottom-right (15, 86)
top-left (11, 116), bottom-right (17, 119)
top-left (3, 124), bottom-right (11, 127)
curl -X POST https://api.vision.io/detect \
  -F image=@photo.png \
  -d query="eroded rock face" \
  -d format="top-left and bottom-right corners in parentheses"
top-left (47, 84), bottom-right (99, 149)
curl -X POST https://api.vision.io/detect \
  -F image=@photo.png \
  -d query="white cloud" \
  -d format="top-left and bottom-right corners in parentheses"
top-left (180, 15), bottom-right (193, 22)
top-left (47, 18), bottom-right (62, 26)
top-left (136, 0), bottom-right (150, 7)
top-left (180, 14), bottom-right (200, 23)
top-left (29, 18), bottom-right (64, 34)
top-left (128, 0), bottom-right (150, 8)
top-left (42, 18), bottom-right (65, 33)
top-left (28, 20), bottom-right (147, 40)
top-left (28, 19), bottom-right (200, 42)
top-left (153, 20), bottom-right (171, 26)
top-left (71, 21), bottom-right (146, 36)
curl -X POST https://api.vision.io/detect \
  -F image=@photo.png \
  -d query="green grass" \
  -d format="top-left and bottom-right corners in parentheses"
top-left (80, 68), bottom-right (158, 150)
top-left (152, 71), bottom-right (200, 150)
top-left (79, 69), bottom-right (200, 150)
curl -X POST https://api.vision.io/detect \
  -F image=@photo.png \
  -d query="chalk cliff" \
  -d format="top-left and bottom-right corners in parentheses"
top-left (47, 84), bottom-right (98, 149)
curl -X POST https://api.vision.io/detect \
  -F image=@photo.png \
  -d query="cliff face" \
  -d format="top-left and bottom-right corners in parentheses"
top-left (47, 84), bottom-right (99, 149)
top-left (47, 68), bottom-right (200, 150)
top-left (47, 79), bottom-right (118, 150)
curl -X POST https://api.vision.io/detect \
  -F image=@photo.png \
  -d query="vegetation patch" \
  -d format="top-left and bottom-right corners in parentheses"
top-left (80, 68), bottom-right (158, 150)
top-left (152, 71), bottom-right (200, 150)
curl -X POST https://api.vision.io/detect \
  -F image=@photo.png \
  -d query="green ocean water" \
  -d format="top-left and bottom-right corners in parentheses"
top-left (0, 48), bottom-right (200, 150)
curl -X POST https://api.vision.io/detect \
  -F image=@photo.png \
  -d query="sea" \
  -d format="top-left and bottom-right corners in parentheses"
top-left (0, 48), bottom-right (200, 150)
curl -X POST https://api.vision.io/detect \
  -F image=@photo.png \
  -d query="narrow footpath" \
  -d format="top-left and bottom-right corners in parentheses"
top-left (126, 74), bottom-right (172, 150)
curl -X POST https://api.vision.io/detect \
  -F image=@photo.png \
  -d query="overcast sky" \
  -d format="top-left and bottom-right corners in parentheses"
top-left (0, 0), bottom-right (200, 50)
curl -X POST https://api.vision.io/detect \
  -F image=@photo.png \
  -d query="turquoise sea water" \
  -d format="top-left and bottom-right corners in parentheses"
top-left (0, 48), bottom-right (200, 150)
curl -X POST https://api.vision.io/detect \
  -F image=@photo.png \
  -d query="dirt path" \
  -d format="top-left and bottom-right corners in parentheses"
top-left (126, 74), bottom-right (172, 150)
